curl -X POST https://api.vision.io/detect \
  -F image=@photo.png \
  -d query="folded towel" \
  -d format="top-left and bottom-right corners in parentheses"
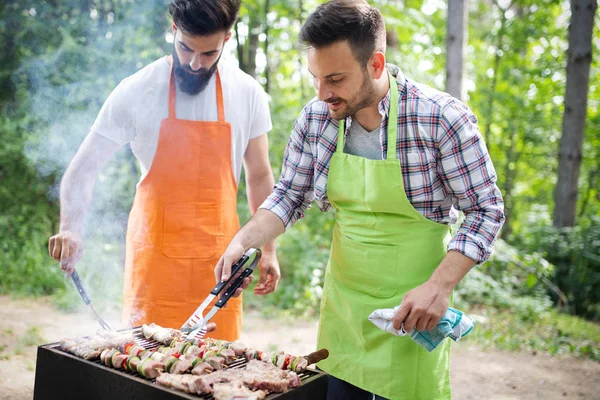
top-left (368, 306), bottom-right (475, 352)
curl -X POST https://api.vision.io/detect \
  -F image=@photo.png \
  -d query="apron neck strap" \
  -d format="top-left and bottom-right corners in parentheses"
top-left (168, 56), bottom-right (225, 121)
top-left (336, 70), bottom-right (399, 159)
top-left (386, 70), bottom-right (399, 160)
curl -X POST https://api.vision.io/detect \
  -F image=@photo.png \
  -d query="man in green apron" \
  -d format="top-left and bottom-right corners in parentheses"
top-left (215, 1), bottom-right (505, 399)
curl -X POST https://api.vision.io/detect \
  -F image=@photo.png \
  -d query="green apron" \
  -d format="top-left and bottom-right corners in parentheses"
top-left (317, 71), bottom-right (453, 400)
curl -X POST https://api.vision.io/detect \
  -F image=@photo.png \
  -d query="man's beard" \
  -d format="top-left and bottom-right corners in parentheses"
top-left (172, 47), bottom-right (221, 95)
top-left (327, 70), bottom-right (376, 120)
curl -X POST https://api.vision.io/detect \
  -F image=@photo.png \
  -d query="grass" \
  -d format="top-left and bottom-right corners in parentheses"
top-left (465, 306), bottom-right (600, 361)
top-left (18, 326), bottom-right (45, 348)
top-left (0, 344), bottom-right (9, 361)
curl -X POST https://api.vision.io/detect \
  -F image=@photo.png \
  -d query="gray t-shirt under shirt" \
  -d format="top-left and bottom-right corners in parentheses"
top-left (343, 121), bottom-right (382, 160)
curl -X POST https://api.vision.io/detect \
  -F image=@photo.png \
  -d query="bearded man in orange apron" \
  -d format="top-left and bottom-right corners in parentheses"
top-left (215, 1), bottom-right (505, 398)
top-left (48, 0), bottom-right (280, 342)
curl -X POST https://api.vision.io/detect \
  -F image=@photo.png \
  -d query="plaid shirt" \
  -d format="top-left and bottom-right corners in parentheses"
top-left (260, 64), bottom-right (505, 263)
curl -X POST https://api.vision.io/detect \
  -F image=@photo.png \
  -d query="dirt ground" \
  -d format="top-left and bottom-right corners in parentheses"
top-left (0, 295), bottom-right (598, 400)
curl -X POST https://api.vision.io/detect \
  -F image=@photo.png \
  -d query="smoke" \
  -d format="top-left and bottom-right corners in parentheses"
top-left (20, 2), bottom-right (170, 328)
top-left (19, 1), bottom-right (241, 331)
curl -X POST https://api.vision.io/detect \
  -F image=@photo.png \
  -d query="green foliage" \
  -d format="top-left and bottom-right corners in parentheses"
top-left (245, 208), bottom-right (334, 317)
top-left (465, 307), bottom-right (600, 361)
top-left (454, 236), bottom-right (600, 360)
top-left (455, 239), bottom-right (555, 322)
top-left (0, 0), bottom-right (161, 300)
top-left (0, 114), bottom-right (64, 296)
top-left (514, 217), bottom-right (600, 320)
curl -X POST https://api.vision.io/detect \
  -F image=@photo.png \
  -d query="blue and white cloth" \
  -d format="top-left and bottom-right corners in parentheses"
top-left (368, 306), bottom-right (475, 352)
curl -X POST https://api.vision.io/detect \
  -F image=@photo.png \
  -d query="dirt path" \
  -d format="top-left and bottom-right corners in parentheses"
top-left (0, 296), bottom-right (598, 400)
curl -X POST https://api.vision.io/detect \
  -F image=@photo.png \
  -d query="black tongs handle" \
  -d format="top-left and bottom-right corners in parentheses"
top-left (216, 249), bottom-right (262, 308)
top-left (210, 253), bottom-right (251, 296)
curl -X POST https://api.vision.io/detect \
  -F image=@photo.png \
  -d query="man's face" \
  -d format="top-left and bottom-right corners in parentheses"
top-left (172, 27), bottom-right (230, 95)
top-left (307, 41), bottom-right (376, 120)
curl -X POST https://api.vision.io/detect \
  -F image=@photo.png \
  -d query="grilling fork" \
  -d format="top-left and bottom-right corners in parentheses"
top-left (70, 270), bottom-right (112, 331)
top-left (181, 248), bottom-right (261, 341)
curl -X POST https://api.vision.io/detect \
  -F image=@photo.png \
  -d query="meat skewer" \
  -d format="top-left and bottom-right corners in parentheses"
top-left (245, 348), bottom-right (329, 372)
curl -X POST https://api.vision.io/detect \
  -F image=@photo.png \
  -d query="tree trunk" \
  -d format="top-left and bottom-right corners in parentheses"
top-left (445, 0), bottom-right (468, 100)
top-left (242, 15), bottom-right (259, 79)
top-left (500, 123), bottom-right (521, 240)
top-left (386, 27), bottom-right (399, 50)
top-left (263, 0), bottom-right (271, 93)
top-left (553, 0), bottom-right (597, 228)
top-left (235, 20), bottom-right (246, 72)
top-left (483, 1), bottom-right (509, 150)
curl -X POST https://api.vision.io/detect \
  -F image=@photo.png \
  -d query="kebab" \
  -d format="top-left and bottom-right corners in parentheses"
top-left (141, 323), bottom-right (183, 346)
top-left (59, 329), bottom-right (135, 360)
top-left (245, 348), bottom-right (329, 373)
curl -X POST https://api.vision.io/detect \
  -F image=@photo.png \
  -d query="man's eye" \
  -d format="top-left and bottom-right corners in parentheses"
top-left (180, 45), bottom-right (192, 52)
top-left (331, 78), bottom-right (343, 84)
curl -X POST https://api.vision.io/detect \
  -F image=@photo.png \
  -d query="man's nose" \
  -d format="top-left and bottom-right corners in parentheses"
top-left (315, 81), bottom-right (332, 102)
top-left (189, 54), bottom-right (202, 71)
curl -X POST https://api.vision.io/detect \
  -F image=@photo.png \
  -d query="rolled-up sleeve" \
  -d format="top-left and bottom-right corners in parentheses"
top-left (260, 107), bottom-right (316, 229)
top-left (437, 100), bottom-right (505, 263)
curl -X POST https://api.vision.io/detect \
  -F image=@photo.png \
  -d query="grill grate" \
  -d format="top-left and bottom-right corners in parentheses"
top-left (34, 327), bottom-right (327, 400)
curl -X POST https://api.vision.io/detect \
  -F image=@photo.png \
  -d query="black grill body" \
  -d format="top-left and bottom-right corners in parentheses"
top-left (33, 328), bottom-right (328, 400)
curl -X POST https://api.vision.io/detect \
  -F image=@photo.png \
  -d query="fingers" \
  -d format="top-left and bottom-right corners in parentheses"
top-left (48, 236), bottom-right (55, 259)
top-left (206, 322), bottom-right (217, 333)
top-left (416, 316), bottom-right (431, 332)
top-left (255, 264), bottom-right (269, 291)
top-left (254, 257), bottom-right (281, 296)
top-left (268, 265), bottom-right (281, 293)
top-left (219, 245), bottom-right (244, 281)
top-left (49, 233), bottom-right (82, 275)
top-left (51, 237), bottom-right (62, 261)
top-left (403, 307), bottom-right (424, 333)
top-left (392, 299), bottom-right (410, 330)
top-left (425, 318), bottom-right (438, 331)
top-left (214, 256), bottom-right (224, 283)
top-left (404, 308), bottom-right (444, 332)
top-left (60, 244), bottom-right (70, 273)
top-left (220, 255), bottom-right (233, 281)
top-left (233, 276), bottom-right (253, 297)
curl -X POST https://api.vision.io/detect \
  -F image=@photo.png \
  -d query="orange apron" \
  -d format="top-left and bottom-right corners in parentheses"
top-left (122, 57), bottom-right (242, 341)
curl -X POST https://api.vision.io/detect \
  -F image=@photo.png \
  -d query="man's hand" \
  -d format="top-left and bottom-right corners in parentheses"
top-left (254, 250), bottom-right (281, 295)
top-left (214, 241), bottom-right (252, 298)
top-left (48, 231), bottom-right (83, 276)
top-left (392, 280), bottom-right (451, 332)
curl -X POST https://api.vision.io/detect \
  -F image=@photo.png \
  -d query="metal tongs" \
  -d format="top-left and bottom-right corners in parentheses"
top-left (70, 270), bottom-right (112, 331)
top-left (181, 248), bottom-right (262, 341)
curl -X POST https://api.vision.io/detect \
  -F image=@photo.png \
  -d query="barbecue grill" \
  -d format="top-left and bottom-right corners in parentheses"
top-left (33, 327), bottom-right (328, 400)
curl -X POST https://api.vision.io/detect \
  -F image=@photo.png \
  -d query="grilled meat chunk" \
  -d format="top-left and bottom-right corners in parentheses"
top-left (156, 373), bottom-right (212, 395)
top-left (212, 382), bottom-right (267, 400)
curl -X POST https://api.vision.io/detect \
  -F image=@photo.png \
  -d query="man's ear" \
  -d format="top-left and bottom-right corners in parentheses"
top-left (224, 31), bottom-right (233, 42)
top-left (369, 52), bottom-right (387, 79)
top-left (172, 22), bottom-right (177, 34)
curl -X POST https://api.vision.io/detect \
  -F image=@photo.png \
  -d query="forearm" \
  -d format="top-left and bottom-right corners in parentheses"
top-left (58, 132), bottom-right (120, 234)
top-left (233, 209), bottom-right (285, 251)
top-left (59, 167), bottom-right (96, 234)
top-left (245, 171), bottom-right (277, 252)
top-left (428, 250), bottom-right (476, 295)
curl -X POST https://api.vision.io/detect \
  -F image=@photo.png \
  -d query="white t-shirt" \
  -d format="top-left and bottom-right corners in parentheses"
top-left (91, 56), bottom-right (272, 184)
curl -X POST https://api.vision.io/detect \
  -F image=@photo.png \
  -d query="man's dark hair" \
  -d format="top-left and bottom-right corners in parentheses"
top-left (169, 0), bottom-right (241, 36)
top-left (299, 0), bottom-right (386, 67)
